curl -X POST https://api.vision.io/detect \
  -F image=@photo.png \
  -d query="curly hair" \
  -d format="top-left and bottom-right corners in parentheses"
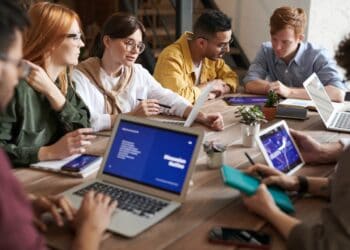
top-left (335, 35), bottom-right (350, 80)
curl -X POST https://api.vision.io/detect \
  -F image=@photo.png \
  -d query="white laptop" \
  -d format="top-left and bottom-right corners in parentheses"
top-left (150, 83), bottom-right (213, 127)
top-left (63, 114), bottom-right (203, 237)
top-left (303, 73), bottom-right (350, 133)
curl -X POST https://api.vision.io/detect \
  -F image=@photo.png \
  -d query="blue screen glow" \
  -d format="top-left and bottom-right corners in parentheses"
top-left (103, 120), bottom-right (198, 194)
top-left (260, 125), bottom-right (302, 173)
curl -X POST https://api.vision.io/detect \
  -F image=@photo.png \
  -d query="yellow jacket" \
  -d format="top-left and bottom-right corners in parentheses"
top-left (154, 32), bottom-right (238, 104)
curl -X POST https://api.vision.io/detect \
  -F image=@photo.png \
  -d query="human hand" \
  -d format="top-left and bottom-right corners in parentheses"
top-left (245, 164), bottom-right (299, 191)
top-left (269, 80), bottom-right (291, 98)
top-left (25, 60), bottom-right (58, 96)
top-left (207, 79), bottom-right (229, 97)
top-left (74, 191), bottom-right (117, 236)
top-left (132, 99), bottom-right (161, 116)
top-left (38, 128), bottom-right (96, 161)
top-left (289, 129), bottom-right (324, 164)
top-left (30, 194), bottom-right (76, 231)
top-left (197, 112), bottom-right (224, 131)
top-left (242, 184), bottom-right (280, 219)
top-left (207, 92), bottom-right (216, 100)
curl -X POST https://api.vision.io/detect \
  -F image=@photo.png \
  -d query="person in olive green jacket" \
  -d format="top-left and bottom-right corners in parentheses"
top-left (0, 2), bottom-right (94, 167)
top-left (154, 10), bottom-right (238, 104)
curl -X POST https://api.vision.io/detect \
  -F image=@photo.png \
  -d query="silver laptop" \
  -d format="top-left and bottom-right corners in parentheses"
top-left (303, 73), bottom-right (350, 132)
top-left (63, 114), bottom-right (203, 237)
top-left (150, 83), bottom-right (213, 127)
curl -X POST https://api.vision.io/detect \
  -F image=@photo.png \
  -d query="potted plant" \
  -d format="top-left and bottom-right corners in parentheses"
top-left (262, 90), bottom-right (279, 121)
top-left (235, 106), bottom-right (266, 147)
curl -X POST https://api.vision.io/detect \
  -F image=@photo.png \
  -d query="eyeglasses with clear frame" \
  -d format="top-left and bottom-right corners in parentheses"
top-left (0, 54), bottom-right (31, 79)
top-left (66, 33), bottom-right (85, 42)
top-left (123, 38), bottom-right (145, 54)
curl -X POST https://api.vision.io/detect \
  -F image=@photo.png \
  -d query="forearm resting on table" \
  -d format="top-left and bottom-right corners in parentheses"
top-left (244, 80), bottom-right (270, 94)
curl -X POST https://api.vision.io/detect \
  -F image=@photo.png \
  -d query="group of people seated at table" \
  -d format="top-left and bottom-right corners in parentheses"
top-left (0, 0), bottom-right (349, 249)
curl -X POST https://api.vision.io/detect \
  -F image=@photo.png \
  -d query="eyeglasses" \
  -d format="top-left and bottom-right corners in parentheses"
top-left (123, 39), bottom-right (145, 54)
top-left (197, 36), bottom-right (233, 51)
top-left (0, 54), bottom-right (31, 79)
top-left (66, 33), bottom-right (84, 42)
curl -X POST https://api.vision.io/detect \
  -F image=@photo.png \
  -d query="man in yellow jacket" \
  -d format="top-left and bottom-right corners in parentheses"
top-left (154, 10), bottom-right (238, 104)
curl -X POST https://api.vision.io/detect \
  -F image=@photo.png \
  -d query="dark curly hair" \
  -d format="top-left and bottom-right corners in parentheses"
top-left (335, 35), bottom-right (350, 80)
top-left (193, 9), bottom-right (231, 39)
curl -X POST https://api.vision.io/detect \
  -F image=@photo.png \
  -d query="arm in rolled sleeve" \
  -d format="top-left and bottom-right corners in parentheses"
top-left (215, 60), bottom-right (239, 92)
top-left (154, 53), bottom-right (200, 104)
top-left (243, 46), bottom-right (271, 94)
top-left (314, 50), bottom-right (345, 102)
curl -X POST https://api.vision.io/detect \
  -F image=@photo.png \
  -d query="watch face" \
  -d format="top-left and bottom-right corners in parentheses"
top-left (345, 92), bottom-right (350, 101)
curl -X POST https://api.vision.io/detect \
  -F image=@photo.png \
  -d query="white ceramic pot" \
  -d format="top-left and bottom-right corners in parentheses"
top-left (241, 123), bottom-right (260, 147)
top-left (207, 151), bottom-right (225, 169)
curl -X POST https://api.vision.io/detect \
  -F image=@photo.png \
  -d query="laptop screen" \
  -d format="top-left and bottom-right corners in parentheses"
top-left (103, 120), bottom-right (198, 194)
top-left (304, 73), bottom-right (334, 123)
top-left (259, 124), bottom-right (302, 173)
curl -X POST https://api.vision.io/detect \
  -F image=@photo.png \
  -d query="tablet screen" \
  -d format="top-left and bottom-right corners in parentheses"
top-left (259, 124), bottom-right (302, 173)
top-left (223, 96), bottom-right (267, 105)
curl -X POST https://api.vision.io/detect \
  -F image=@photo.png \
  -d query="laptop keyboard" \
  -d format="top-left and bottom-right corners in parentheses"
top-left (332, 112), bottom-right (350, 129)
top-left (74, 182), bottom-right (169, 218)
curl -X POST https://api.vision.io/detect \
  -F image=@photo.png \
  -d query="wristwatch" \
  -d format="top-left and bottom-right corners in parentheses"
top-left (297, 176), bottom-right (308, 195)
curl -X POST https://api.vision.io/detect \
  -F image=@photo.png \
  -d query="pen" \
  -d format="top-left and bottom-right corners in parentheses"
top-left (244, 152), bottom-right (265, 178)
top-left (244, 152), bottom-right (255, 165)
top-left (137, 98), bottom-right (171, 109)
top-left (85, 132), bottom-right (111, 137)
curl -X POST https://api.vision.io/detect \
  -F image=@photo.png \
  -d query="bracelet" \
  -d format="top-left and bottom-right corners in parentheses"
top-left (297, 176), bottom-right (309, 195)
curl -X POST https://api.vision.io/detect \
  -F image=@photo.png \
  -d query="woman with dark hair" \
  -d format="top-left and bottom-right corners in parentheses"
top-left (73, 13), bottom-right (224, 132)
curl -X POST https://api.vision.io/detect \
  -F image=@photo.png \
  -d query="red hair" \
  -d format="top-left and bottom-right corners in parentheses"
top-left (24, 2), bottom-right (82, 95)
top-left (270, 6), bottom-right (306, 37)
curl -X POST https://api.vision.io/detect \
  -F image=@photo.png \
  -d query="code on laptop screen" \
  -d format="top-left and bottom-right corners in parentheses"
top-left (103, 120), bottom-right (198, 194)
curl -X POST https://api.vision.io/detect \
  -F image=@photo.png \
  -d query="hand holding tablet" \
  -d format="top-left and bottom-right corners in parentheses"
top-left (256, 121), bottom-right (304, 175)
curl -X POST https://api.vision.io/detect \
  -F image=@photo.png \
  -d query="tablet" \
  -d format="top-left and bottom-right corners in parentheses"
top-left (256, 121), bottom-right (304, 175)
top-left (223, 96), bottom-right (267, 105)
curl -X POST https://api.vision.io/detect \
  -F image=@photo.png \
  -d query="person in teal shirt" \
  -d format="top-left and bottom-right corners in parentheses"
top-left (0, 2), bottom-right (94, 167)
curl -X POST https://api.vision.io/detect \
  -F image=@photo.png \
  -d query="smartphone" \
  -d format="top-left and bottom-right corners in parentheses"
top-left (61, 155), bottom-right (99, 172)
top-left (208, 227), bottom-right (271, 249)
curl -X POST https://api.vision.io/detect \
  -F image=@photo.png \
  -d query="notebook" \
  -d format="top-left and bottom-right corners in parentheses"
top-left (303, 73), bottom-right (350, 133)
top-left (62, 114), bottom-right (203, 237)
top-left (221, 165), bottom-right (294, 213)
top-left (30, 154), bottom-right (102, 178)
top-left (149, 83), bottom-right (213, 127)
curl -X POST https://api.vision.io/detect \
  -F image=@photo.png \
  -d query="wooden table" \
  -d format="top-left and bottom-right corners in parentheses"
top-left (14, 96), bottom-right (350, 250)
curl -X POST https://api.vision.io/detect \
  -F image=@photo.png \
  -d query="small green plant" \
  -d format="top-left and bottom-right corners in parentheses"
top-left (235, 105), bottom-right (266, 126)
top-left (264, 90), bottom-right (279, 107)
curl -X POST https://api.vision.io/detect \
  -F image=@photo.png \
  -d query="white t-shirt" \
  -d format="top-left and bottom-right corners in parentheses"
top-left (193, 62), bottom-right (202, 86)
top-left (72, 64), bottom-right (190, 131)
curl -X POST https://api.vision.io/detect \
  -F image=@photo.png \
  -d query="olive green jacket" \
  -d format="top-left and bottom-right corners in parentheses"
top-left (0, 79), bottom-right (90, 167)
